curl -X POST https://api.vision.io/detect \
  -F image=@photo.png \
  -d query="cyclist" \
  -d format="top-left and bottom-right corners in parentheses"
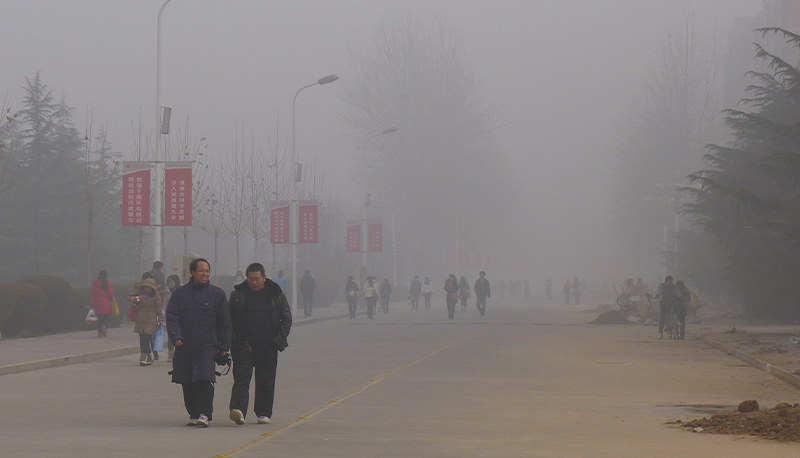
top-left (657, 276), bottom-right (679, 340)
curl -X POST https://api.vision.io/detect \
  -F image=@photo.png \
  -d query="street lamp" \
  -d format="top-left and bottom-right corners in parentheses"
top-left (290, 74), bottom-right (339, 312)
top-left (360, 127), bottom-right (398, 267)
top-left (153, 0), bottom-right (172, 265)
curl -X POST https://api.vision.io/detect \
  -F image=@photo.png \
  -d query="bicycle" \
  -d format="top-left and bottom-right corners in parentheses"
top-left (663, 304), bottom-right (681, 340)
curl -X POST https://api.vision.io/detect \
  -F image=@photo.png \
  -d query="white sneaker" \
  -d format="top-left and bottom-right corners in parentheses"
top-left (657, 333), bottom-right (663, 340)
top-left (230, 409), bottom-right (245, 425)
top-left (196, 414), bottom-right (209, 427)
top-left (187, 418), bottom-right (198, 426)
top-left (257, 416), bottom-right (270, 424)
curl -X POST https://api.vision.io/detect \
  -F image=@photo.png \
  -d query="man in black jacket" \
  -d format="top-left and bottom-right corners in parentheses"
top-left (474, 271), bottom-right (491, 317)
top-left (228, 262), bottom-right (292, 425)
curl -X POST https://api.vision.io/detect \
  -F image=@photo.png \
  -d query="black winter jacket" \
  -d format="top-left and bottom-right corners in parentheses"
top-left (228, 279), bottom-right (292, 351)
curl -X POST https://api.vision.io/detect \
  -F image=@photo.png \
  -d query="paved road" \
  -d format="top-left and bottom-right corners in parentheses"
top-left (1, 297), bottom-right (798, 457)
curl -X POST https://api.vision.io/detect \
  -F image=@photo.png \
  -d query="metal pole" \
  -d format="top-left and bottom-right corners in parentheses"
top-left (154, 0), bottom-right (171, 265)
top-left (392, 210), bottom-right (397, 287)
top-left (291, 82), bottom-right (316, 312)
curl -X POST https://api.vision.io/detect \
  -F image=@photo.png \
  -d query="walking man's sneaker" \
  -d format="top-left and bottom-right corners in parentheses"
top-left (196, 414), bottom-right (209, 427)
top-left (187, 418), bottom-right (198, 426)
top-left (257, 416), bottom-right (270, 424)
top-left (230, 409), bottom-right (245, 425)
top-left (657, 333), bottom-right (663, 340)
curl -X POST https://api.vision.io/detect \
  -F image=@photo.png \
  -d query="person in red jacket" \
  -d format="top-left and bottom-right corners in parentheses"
top-left (89, 270), bottom-right (115, 337)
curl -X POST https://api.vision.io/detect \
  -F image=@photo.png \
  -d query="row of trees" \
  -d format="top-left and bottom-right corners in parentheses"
top-left (0, 73), bottom-right (344, 287)
top-left (0, 73), bottom-right (135, 284)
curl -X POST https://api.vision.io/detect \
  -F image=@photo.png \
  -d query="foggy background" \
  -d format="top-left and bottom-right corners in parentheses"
top-left (0, 0), bottom-right (764, 289)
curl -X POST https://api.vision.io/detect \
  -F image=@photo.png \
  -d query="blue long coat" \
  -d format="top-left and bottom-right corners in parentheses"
top-left (166, 280), bottom-right (232, 384)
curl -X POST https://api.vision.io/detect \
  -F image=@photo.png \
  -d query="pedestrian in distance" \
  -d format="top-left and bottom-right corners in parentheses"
top-left (345, 276), bottom-right (359, 319)
top-left (458, 276), bottom-right (470, 312)
top-left (89, 270), bottom-right (114, 338)
top-left (149, 261), bottom-right (166, 291)
top-left (444, 274), bottom-right (459, 320)
top-left (363, 277), bottom-right (378, 319)
top-left (563, 279), bottom-right (572, 305)
top-left (166, 258), bottom-right (232, 428)
top-left (380, 278), bottom-right (392, 314)
top-left (572, 278), bottom-right (582, 305)
top-left (299, 270), bottom-right (316, 318)
top-left (421, 276), bottom-right (433, 310)
top-left (474, 271), bottom-right (491, 317)
top-left (228, 262), bottom-right (292, 426)
top-left (409, 275), bottom-right (422, 311)
top-left (673, 280), bottom-right (691, 340)
top-left (131, 278), bottom-right (163, 366)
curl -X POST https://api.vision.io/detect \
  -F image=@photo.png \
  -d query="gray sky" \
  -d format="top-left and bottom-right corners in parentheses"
top-left (0, 0), bottom-right (764, 279)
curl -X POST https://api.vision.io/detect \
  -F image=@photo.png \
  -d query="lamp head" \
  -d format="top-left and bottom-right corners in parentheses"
top-left (317, 74), bottom-right (339, 85)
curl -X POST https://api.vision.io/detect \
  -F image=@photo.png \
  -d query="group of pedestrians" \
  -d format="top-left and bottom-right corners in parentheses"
top-left (345, 275), bottom-right (394, 319)
top-left (92, 259), bottom-right (292, 428)
top-left (562, 278), bottom-right (583, 305)
top-left (657, 275), bottom-right (691, 340)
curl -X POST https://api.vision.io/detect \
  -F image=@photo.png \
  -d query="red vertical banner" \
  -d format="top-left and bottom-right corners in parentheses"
top-left (270, 202), bottom-right (291, 244)
top-left (346, 220), bottom-right (361, 252)
top-left (122, 162), bottom-right (150, 226)
top-left (368, 221), bottom-right (383, 252)
top-left (164, 162), bottom-right (193, 226)
top-left (298, 201), bottom-right (318, 244)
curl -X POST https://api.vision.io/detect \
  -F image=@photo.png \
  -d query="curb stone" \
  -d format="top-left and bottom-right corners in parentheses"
top-left (693, 332), bottom-right (800, 389)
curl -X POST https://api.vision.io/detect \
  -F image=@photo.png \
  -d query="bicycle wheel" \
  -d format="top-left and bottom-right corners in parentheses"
top-left (667, 308), bottom-right (680, 340)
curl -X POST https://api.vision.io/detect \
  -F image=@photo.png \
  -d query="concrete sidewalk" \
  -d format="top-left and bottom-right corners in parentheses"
top-left (0, 302), bottom-right (358, 376)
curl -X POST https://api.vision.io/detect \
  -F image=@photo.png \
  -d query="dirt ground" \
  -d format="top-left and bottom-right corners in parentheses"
top-left (592, 294), bottom-right (800, 442)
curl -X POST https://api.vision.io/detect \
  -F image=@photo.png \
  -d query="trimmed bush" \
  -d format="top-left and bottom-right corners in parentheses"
top-left (17, 275), bottom-right (78, 333)
top-left (0, 282), bottom-right (48, 337)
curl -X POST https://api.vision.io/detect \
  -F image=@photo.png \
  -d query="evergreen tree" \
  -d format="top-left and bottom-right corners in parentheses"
top-left (686, 28), bottom-right (800, 317)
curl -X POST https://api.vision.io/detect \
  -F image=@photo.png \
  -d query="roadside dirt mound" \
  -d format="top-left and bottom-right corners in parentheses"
top-left (590, 310), bottom-right (633, 325)
top-left (581, 303), bottom-right (615, 314)
top-left (680, 402), bottom-right (800, 441)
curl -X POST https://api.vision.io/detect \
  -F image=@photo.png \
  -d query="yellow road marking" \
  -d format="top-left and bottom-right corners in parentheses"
top-left (216, 331), bottom-right (472, 457)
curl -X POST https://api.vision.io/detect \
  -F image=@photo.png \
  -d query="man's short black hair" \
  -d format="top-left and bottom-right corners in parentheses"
top-left (189, 258), bottom-right (209, 273)
top-left (278, 270), bottom-right (284, 276)
top-left (665, 275), bottom-right (673, 283)
top-left (153, 261), bottom-right (163, 269)
top-left (246, 262), bottom-right (266, 276)
top-left (480, 271), bottom-right (485, 276)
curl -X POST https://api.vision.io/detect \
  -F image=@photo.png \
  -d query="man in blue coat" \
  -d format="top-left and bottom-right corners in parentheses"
top-left (166, 258), bottom-right (232, 427)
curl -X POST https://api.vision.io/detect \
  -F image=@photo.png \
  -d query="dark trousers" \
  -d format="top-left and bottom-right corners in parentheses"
top-left (476, 295), bottom-right (487, 316)
top-left (182, 380), bottom-right (215, 420)
top-left (658, 304), bottom-right (686, 336)
top-left (230, 340), bottom-right (279, 419)
top-left (366, 296), bottom-right (377, 318)
top-left (411, 294), bottom-right (419, 311)
top-left (96, 314), bottom-right (109, 333)
top-left (446, 300), bottom-right (456, 319)
top-left (423, 293), bottom-right (431, 310)
top-left (302, 292), bottom-right (313, 317)
top-left (347, 298), bottom-right (358, 318)
top-left (139, 333), bottom-right (153, 354)
top-left (380, 295), bottom-right (390, 314)
top-left (460, 297), bottom-right (468, 309)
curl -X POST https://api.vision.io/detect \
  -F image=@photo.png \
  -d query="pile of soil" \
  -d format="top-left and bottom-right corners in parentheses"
top-left (590, 310), bottom-right (633, 325)
top-left (681, 402), bottom-right (800, 442)
top-left (581, 303), bottom-right (615, 314)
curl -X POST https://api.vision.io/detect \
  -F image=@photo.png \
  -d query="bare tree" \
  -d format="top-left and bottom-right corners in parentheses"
top-left (0, 96), bottom-right (20, 200)
top-left (608, 12), bottom-right (724, 279)
top-left (341, 15), bottom-right (510, 274)
top-left (222, 137), bottom-right (250, 274)
top-left (198, 170), bottom-right (227, 269)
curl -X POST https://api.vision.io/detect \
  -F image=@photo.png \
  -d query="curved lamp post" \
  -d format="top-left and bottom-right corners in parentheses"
top-left (290, 74), bottom-right (339, 311)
